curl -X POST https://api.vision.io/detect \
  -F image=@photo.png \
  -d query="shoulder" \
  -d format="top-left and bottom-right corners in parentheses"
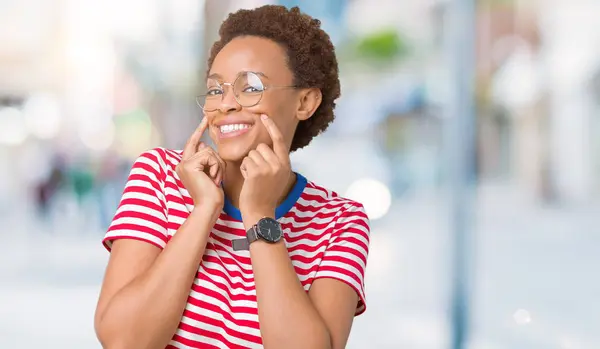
top-left (303, 180), bottom-right (368, 214)
top-left (132, 147), bottom-right (184, 177)
top-left (301, 179), bottom-right (370, 228)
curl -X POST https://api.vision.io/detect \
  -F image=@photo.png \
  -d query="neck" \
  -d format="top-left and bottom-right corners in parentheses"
top-left (222, 160), bottom-right (297, 210)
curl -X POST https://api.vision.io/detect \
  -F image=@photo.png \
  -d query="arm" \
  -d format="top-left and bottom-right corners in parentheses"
top-left (96, 123), bottom-right (226, 349)
top-left (239, 116), bottom-right (370, 348)
top-left (95, 207), bottom-right (220, 349)
top-left (244, 213), bottom-right (333, 349)
top-left (244, 203), bottom-right (369, 349)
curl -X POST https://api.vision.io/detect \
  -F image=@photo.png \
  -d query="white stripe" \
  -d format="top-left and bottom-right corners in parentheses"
top-left (279, 214), bottom-right (339, 231)
top-left (320, 255), bottom-right (364, 279)
top-left (119, 190), bottom-right (164, 209)
top-left (199, 259), bottom-right (256, 290)
top-left (115, 203), bottom-right (166, 221)
top-left (187, 286), bottom-right (259, 324)
top-left (294, 199), bottom-right (347, 213)
top-left (335, 219), bottom-right (370, 237)
top-left (110, 215), bottom-right (165, 234)
top-left (302, 186), bottom-right (330, 198)
top-left (284, 233), bottom-right (330, 250)
top-left (171, 326), bottom-right (229, 349)
top-left (134, 153), bottom-right (162, 174)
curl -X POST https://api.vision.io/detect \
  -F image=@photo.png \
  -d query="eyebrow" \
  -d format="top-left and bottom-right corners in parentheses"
top-left (206, 71), bottom-right (269, 80)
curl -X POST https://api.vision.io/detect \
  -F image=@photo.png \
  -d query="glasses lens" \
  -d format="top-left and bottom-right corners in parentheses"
top-left (198, 83), bottom-right (222, 111)
top-left (234, 72), bottom-right (264, 107)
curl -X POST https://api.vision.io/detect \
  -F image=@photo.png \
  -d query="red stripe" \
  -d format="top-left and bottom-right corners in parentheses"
top-left (113, 210), bottom-right (167, 229)
top-left (103, 159), bottom-right (371, 347)
top-left (118, 197), bottom-right (165, 215)
top-left (316, 264), bottom-right (362, 286)
top-left (132, 161), bottom-right (161, 182)
top-left (126, 173), bottom-right (163, 194)
top-left (176, 321), bottom-right (257, 349)
top-left (322, 252), bottom-right (366, 275)
top-left (102, 235), bottom-right (165, 251)
top-left (207, 237), bottom-right (328, 273)
top-left (187, 285), bottom-right (258, 317)
top-left (181, 309), bottom-right (261, 344)
top-left (107, 223), bottom-right (167, 243)
top-left (171, 334), bottom-right (221, 349)
top-left (294, 200), bottom-right (348, 213)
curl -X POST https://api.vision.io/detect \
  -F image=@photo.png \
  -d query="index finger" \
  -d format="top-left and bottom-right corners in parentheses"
top-left (260, 114), bottom-right (288, 161)
top-left (183, 117), bottom-right (209, 160)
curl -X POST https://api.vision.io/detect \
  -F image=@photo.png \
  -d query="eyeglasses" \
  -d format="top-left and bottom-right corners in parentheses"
top-left (196, 71), bottom-right (298, 112)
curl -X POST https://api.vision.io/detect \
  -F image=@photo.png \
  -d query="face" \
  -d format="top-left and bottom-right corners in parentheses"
top-left (204, 36), bottom-right (304, 162)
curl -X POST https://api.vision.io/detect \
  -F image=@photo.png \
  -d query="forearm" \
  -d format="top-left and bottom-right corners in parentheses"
top-left (245, 214), bottom-right (331, 349)
top-left (98, 207), bottom-right (220, 349)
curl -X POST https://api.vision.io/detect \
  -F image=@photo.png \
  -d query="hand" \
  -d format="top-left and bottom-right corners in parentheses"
top-left (176, 117), bottom-right (226, 211)
top-left (239, 114), bottom-right (293, 220)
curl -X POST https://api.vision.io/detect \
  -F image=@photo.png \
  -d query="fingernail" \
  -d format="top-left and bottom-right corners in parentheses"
top-left (199, 143), bottom-right (206, 148)
top-left (261, 114), bottom-right (268, 120)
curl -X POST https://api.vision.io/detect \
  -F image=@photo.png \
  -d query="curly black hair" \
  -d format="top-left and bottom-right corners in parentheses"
top-left (207, 5), bottom-right (340, 152)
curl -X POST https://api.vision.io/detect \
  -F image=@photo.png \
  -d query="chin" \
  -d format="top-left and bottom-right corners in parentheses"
top-left (210, 119), bottom-right (269, 162)
top-left (216, 143), bottom-right (255, 163)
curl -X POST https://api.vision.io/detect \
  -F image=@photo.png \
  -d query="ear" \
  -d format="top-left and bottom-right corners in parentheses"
top-left (296, 88), bottom-right (322, 121)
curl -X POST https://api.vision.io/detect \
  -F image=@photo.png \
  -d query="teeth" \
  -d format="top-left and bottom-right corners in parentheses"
top-left (220, 123), bottom-right (250, 134)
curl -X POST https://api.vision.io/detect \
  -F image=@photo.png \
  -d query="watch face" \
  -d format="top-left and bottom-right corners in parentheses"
top-left (257, 217), bottom-right (283, 243)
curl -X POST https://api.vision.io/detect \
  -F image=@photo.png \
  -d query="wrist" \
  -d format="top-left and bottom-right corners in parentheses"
top-left (241, 209), bottom-right (275, 230)
top-left (192, 203), bottom-right (222, 221)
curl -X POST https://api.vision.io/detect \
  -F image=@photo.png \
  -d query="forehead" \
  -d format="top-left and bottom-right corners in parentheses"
top-left (209, 36), bottom-right (292, 82)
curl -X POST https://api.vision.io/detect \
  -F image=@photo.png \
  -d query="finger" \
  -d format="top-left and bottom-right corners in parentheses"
top-left (255, 143), bottom-right (280, 167)
top-left (201, 149), bottom-right (223, 186)
top-left (197, 147), bottom-right (225, 185)
top-left (240, 157), bottom-right (257, 179)
top-left (248, 149), bottom-right (269, 169)
top-left (189, 146), bottom-right (217, 174)
top-left (209, 159), bottom-right (219, 178)
top-left (202, 151), bottom-right (220, 179)
top-left (260, 114), bottom-right (288, 163)
top-left (214, 155), bottom-right (226, 186)
top-left (182, 117), bottom-right (209, 160)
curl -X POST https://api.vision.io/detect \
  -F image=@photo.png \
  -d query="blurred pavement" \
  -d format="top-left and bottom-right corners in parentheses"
top-left (1, 182), bottom-right (599, 349)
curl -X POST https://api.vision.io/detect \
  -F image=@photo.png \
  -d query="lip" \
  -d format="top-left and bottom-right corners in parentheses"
top-left (212, 116), bottom-right (255, 140)
top-left (213, 116), bottom-right (255, 127)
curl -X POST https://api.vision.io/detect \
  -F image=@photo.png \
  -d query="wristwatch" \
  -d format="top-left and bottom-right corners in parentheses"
top-left (231, 217), bottom-right (283, 251)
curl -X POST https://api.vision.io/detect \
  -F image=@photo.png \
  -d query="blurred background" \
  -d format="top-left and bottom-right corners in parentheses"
top-left (1, 0), bottom-right (599, 348)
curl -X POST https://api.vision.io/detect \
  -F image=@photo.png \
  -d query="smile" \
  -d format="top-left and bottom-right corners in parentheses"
top-left (218, 123), bottom-right (253, 138)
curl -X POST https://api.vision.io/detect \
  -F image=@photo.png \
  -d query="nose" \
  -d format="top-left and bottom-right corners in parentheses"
top-left (218, 84), bottom-right (241, 114)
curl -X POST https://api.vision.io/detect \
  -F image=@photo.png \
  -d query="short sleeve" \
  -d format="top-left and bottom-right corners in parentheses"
top-left (102, 148), bottom-right (169, 251)
top-left (314, 203), bottom-right (371, 316)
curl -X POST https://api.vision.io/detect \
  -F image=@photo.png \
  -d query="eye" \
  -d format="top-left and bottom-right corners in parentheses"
top-left (242, 85), bottom-right (263, 93)
top-left (207, 88), bottom-right (223, 96)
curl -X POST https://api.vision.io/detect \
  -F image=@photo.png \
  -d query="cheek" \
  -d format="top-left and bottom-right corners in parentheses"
top-left (207, 125), bottom-right (219, 144)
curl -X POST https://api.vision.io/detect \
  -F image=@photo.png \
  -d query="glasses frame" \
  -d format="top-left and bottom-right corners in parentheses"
top-left (196, 71), bottom-right (299, 112)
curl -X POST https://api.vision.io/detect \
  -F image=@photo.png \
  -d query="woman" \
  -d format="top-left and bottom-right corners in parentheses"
top-left (94, 5), bottom-right (370, 349)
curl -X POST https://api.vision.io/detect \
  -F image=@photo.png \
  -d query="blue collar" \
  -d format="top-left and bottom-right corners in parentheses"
top-left (223, 172), bottom-right (308, 221)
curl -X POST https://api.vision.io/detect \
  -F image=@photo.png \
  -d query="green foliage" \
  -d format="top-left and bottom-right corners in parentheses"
top-left (354, 29), bottom-right (410, 62)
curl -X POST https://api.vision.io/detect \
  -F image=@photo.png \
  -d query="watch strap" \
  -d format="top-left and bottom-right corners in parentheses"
top-left (231, 225), bottom-right (259, 251)
top-left (246, 225), bottom-right (260, 244)
top-left (231, 238), bottom-right (249, 251)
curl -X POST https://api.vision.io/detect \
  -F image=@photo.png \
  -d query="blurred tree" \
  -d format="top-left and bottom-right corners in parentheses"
top-left (355, 29), bottom-right (409, 62)
top-left (339, 29), bottom-right (411, 67)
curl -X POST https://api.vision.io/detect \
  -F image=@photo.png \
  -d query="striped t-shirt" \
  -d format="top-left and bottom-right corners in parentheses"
top-left (103, 147), bottom-right (371, 349)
